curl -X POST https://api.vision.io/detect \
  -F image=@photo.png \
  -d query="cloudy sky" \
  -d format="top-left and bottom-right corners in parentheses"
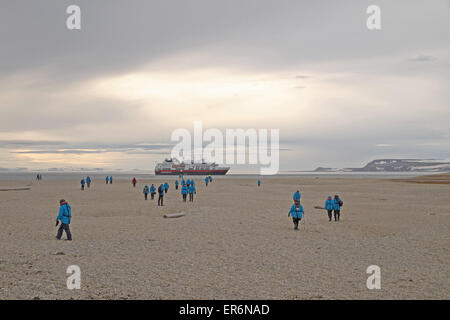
top-left (0, 0), bottom-right (449, 172)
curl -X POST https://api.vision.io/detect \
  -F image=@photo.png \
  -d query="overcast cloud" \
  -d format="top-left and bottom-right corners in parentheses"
top-left (0, 0), bottom-right (449, 171)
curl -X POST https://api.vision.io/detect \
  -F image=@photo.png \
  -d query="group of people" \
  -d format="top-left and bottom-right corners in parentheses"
top-left (80, 176), bottom-right (92, 190)
top-left (142, 183), bottom-right (156, 200)
top-left (181, 179), bottom-right (196, 202)
top-left (324, 195), bottom-right (344, 222)
top-left (142, 177), bottom-right (199, 205)
top-left (140, 175), bottom-right (215, 205)
top-left (55, 175), bottom-right (345, 241)
top-left (78, 176), bottom-right (111, 190)
top-left (56, 175), bottom-right (211, 240)
top-left (287, 189), bottom-right (344, 230)
top-left (36, 174), bottom-right (43, 181)
top-left (143, 182), bottom-right (168, 205)
top-left (142, 183), bottom-right (164, 204)
top-left (205, 175), bottom-right (213, 186)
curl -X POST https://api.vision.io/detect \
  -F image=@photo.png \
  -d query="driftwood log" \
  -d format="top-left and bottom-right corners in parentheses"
top-left (163, 212), bottom-right (186, 218)
top-left (0, 186), bottom-right (31, 191)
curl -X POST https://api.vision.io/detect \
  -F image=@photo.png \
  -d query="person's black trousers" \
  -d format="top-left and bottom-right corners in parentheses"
top-left (175, 185), bottom-right (178, 190)
top-left (334, 210), bottom-right (340, 221)
top-left (158, 195), bottom-right (164, 206)
top-left (56, 223), bottom-right (72, 240)
top-left (182, 194), bottom-right (187, 202)
top-left (144, 193), bottom-right (148, 200)
top-left (151, 193), bottom-right (155, 200)
top-left (292, 218), bottom-right (301, 230)
top-left (189, 193), bottom-right (193, 202)
top-left (327, 210), bottom-right (333, 221)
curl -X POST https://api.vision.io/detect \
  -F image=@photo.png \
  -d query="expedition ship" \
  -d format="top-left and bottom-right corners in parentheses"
top-left (155, 158), bottom-right (230, 175)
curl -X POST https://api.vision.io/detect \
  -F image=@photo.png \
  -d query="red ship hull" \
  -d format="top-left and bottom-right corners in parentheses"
top-left (155, 169), bottom-right (229, 175)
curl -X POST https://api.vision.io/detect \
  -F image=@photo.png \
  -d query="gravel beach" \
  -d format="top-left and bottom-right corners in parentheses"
top-left (0, 176), bottom-right (449, 299)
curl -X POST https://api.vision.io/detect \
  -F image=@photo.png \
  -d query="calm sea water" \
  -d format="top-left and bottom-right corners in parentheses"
top-left (0, 171), bottom-right (433, 181)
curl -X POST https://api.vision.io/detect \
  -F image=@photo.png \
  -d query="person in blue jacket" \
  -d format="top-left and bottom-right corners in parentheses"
top-left (143, 185), bottom-right (150, 200)
top-left (182, 178), bottom-right (186, 186)
top-left (188, 184), bottom-right (196, 202)
top-left (325, 196), bottom-right (334, 222)
top-left (150, 184), bottom-right (156, 200)
top-left (333, 195), bottom-right (343, 221)
top-left (157, 184), bottom-right (164, 206)
top-left (164, 182), bottom-right (169, 193)
top-left (56, 199), bottom-right (72, 240)
top-left (86, 176), bottom-right (91, 188)
top-left (293, 190), bottom-right (301, 202)
top-left (109, 176), bottom-right (113, 184)
top-left (257, 179), bottom-right (261, 187)
top-left (209, 176), bottom-right (213, 182)
top-left (80, 178), bottom-right (85, 191)
top-left (175, 180), bottom-right (179, 190)
top-left (205, 176), bottom-right (209, 186)
top-left (105, 176), bottom-right (109, 184)
top-left (181, 184), bottom-right (188, 202)
top-left (288, 200), bottom-right (304, 230)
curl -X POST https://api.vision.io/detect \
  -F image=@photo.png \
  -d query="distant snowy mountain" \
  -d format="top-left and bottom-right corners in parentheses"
top-left (314, 159), bottom-right (450, 173)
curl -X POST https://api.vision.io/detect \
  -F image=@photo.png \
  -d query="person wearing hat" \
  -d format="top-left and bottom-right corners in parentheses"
top-left (175, 179), bottom-right (179, 190)
top-left (288, 200), bottom-right (304, 230)
top-left (56, 199), bottom-right (72, 240)
top-left (105, 176), bottom-right (109, 184)
top-left (188, 183), bottom-right (196, 202)
top-left (157, 184), bottom-right (164, 206)
top-left (80, 178), bottom-right (85, 191)
top-left (150, 184), bottom-right (156, 200)
top-left (164, 182), bottom-right (169, 194)
top-left (333, 195), bottom-right (343, 221)
top-left (325, 196), bottom-right (334, 222)
top-left (86, 176), bottom-right (91, 188)
top-left (293, 190), bottom-right (301, 202)
top-left (181, 183), bottom-right (188, 202)
top-left (143, 184), bottom-right (150, 200)
top-left (132, 177), bottom-right (137, 188)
